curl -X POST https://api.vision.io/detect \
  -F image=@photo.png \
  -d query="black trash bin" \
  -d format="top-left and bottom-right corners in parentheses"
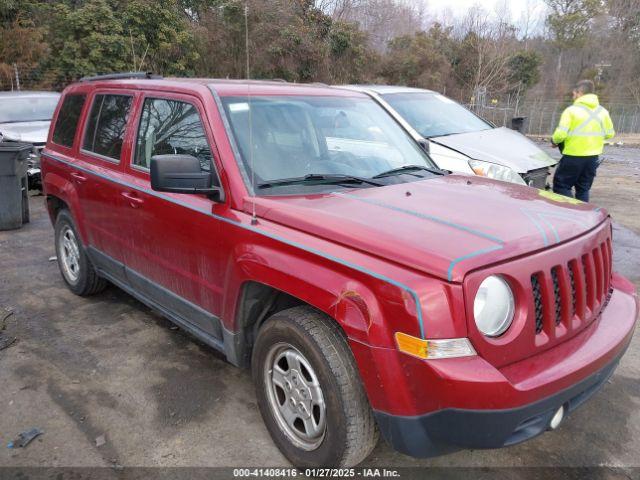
top-left (510, 116), bottom-right (528, 133)
top-left (0, 142), bottom-right (32, 231)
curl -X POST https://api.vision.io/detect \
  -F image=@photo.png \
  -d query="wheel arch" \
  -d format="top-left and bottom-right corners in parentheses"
top-left (43, 171), bottom-right (88, 243)
top-left (224, 258), bottom-right (383, 368)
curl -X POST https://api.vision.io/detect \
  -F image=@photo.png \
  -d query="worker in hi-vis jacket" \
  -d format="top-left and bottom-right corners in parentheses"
top-left (551, 79), bottom-right (615, 202)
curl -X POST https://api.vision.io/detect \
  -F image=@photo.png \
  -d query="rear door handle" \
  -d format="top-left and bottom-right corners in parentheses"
top-left (70, 172), bottom-right (87, 183)
top-left (121, 191), bottom-right (144, 208)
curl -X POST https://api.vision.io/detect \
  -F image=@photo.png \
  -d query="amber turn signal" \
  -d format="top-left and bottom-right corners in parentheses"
top-left (395, 332), bottom-right (476, 359)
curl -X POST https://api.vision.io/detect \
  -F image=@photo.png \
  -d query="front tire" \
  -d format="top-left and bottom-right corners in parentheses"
top-left (54, 209), bottom-right (107, 296)
top-left (252, 306), bottom-right (377, 467)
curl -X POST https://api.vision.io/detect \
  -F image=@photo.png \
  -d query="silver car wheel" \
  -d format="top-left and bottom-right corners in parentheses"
top-left (59, 225), bottom-right (81, 284)
top-left (264, 342), bottom-right (327, 451)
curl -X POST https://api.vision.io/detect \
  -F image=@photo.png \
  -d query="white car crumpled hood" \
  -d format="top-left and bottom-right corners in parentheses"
top-left (431, 126), bottom-right (558, 173)
top-left (0, 120), bottom-right (51, 144)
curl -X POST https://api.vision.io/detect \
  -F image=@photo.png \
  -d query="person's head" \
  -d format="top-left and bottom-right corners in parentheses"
top-left (572, 80), bottom-right (595, 99)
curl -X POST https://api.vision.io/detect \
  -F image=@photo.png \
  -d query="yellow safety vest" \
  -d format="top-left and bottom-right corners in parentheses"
top-left (552, 94), bottom-right (615, 156)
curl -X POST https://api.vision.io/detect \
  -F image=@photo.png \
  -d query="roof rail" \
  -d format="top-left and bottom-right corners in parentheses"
top-left (79, 72), bottom-right (163, 82)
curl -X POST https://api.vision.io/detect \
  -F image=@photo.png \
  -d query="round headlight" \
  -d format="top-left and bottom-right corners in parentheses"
top-left (474, 275), bottom-right (515, 337)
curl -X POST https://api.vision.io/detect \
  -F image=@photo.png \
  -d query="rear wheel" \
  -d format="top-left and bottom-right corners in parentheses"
top-left (252, 306), bottom-right (377, 467)
top-left (54, 209), bottom-right (107, 296)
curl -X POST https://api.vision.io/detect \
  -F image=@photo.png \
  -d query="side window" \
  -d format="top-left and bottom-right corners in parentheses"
top-left (82, 94), bottom-right (133, 161)
top-left (52, 94), bottom-right (86, 147)
top-left (134, 98), bottom-right (212, 171)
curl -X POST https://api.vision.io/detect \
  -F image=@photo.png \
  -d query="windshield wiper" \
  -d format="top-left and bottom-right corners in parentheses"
top-left (257, 173), bottom-right (384, 189)
top-left (426, 132), bottom-right (461, 139)
top-left (372, 164), bottom-right (445, 179)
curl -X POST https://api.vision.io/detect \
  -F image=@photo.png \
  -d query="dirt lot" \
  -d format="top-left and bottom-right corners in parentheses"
top-left (0, 144), bottom-right (639, 477)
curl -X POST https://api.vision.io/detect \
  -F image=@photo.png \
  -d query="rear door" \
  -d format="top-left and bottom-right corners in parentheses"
top-left (121, 92), bottom-right (225, 339)
top-left (75, 91), bottom-right (136, 283)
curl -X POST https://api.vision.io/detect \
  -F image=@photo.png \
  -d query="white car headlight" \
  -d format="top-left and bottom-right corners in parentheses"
top-left (474, 275), bottom-right (515, 337)
top-left (468, 159), bottom-right (526, 185)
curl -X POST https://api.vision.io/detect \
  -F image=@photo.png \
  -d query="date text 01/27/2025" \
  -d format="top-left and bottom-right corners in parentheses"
top-left (232, 468), bottom-right (401, 477)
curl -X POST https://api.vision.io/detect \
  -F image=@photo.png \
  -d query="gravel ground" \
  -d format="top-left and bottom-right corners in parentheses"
top-left (0, 144), bottom-right (638, 477)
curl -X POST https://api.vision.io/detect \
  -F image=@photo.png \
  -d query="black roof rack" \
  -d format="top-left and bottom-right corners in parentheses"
top-left (79, 72), bottom-right (162, 82)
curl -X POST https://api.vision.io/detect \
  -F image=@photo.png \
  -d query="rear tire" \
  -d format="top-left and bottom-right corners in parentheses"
top-left (252, 306), bottom-right (378, 467)
top-left (54, 209), bottom-right (107, 296)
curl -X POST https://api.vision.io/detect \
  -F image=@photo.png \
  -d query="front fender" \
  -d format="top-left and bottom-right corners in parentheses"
top-left (221, 241), bottom-right (386, 346)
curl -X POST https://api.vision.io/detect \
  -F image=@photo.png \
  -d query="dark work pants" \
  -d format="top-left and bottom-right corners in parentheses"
top-left (552, 155), bottom-right (599, 202)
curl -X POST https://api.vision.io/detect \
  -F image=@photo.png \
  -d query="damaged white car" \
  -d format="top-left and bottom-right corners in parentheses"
top-left (341, 85), bottom-right (557, 188)
top-left (0, 91), bottom-right (61, 189)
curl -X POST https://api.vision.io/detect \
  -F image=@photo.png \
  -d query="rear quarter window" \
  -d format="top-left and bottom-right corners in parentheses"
top-left (52, 94), bottom-right (86, 147)
top-left (82, 94), bottom-right (133, 161)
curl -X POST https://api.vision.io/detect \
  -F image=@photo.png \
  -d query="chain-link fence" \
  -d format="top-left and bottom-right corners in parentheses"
top-left (471, 102), bottom-right (640, 136)
top-left (0, 64), bottom-right (73, 92)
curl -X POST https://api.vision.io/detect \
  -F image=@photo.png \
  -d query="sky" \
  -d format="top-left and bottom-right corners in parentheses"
top-left (426, 0), bottom-right (547, 22)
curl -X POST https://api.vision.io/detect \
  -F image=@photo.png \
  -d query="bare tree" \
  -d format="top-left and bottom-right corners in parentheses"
top-left (516, 0), bottom-right (547, 47)
top-left (334, 0), bottom-right (428, 51)
top-left (452, 5), bottom-right (518, 100)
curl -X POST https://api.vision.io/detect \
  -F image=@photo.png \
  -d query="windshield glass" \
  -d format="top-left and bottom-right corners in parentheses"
top-left (0, 95), bottom-right (60, 123)
top-left (221, 95), bottom-right (435, 193)
top-left (381, 92), bottom-right (492, 138)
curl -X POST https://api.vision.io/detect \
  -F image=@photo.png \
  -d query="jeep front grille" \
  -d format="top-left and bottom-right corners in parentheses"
top-left (530, 239), bottom-right (613, 335)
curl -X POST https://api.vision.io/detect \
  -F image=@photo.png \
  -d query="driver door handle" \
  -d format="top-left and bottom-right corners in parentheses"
top-left (70, 172), bottom-right (87, 183)
top-left (121, 191), bottom-right (144, 208)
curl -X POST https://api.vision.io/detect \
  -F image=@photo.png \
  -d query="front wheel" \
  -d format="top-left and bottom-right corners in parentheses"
top-left (252, 306), bottom-right (377, 467)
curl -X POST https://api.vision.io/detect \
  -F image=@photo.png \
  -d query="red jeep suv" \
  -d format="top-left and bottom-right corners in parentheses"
top-left (42, 73), bottom-right (638, 467)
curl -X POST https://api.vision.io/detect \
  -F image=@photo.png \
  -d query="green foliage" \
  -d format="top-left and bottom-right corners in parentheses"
top-left (328, 21), bottom-right (374, 83)
top-left (121, 0), bottom-right (199, 74)
top-left (545, 0), bottom-right (604, 47)
top-left (1, 0), bottom-right (198, 87)
top-left (379, 26), bottom-right (452, 90)
top-left (46, 0), bottom-right (129, 83)
top-left (190, 0), bottom-right (372, 84)
top-left (508, 50), bottom-right (542, 91)
top-left (2, 0), bottom-right (632, 105)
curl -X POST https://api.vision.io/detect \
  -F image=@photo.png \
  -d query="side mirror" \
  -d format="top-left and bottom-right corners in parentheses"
top-left (150, 154), bottom-right (224, 202)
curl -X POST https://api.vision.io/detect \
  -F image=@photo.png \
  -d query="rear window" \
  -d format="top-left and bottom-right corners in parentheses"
top-left (82, 94), bottom-right (133, 161)
top-left (52, 94), bottom-right (86, 147)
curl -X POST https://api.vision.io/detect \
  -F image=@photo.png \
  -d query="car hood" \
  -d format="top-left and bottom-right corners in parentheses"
top-left (0, 121), bottom-right (50, 144)
top-left (249, 176), bottom-right (607, 282)
top-left (431, 127), bottom-right (557, 173)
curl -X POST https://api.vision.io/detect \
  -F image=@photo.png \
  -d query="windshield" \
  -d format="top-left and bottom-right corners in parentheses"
top-left (221, 95), bottom-right (436, 193)
top-left (381, 92), bottom-right (492, 138)
top-left (0, 95), bottom-right (60, 123)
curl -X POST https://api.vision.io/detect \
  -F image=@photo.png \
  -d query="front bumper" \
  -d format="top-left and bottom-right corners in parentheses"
top-left (521, 167), bottom-right (551, 189)
top-left (361, 280), bottom-right (637, 458)
top-left (374, 350), bottom-right (623, 457)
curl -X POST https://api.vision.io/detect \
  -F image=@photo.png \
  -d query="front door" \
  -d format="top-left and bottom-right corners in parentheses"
top-left (122, 94), bottom-right (224, 339)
